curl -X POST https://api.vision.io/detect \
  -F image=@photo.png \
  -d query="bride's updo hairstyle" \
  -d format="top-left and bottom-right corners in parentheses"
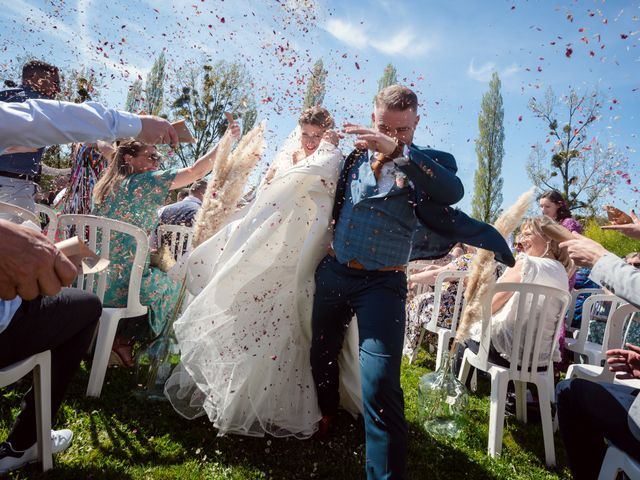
top-left (298, 106), bottom-right (335, 130)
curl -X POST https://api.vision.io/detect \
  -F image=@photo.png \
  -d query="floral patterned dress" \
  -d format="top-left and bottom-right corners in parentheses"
top-left (92, 169), bottom-right (181, 336)
top-left (404, 254), bottom-right (474, 356)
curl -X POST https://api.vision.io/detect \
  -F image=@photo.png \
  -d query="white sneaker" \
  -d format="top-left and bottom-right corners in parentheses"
top-left (0, 429), bottom-right (73, 473)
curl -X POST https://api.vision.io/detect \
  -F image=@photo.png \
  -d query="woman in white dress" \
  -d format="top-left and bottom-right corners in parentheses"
top-left (165, 107), bottom-right (362, 439)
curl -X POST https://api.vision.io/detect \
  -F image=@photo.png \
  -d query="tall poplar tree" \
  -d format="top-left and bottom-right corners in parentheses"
top-left (377, 63), bottom-right (398, 92)
top-left (471, 72), bottom-right (504, 223)
top-left (303, 59), bottom-right (327, 108)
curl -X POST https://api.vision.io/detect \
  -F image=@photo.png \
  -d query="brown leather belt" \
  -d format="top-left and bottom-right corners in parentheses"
top-left (327, 247), bottom-right (405, 272)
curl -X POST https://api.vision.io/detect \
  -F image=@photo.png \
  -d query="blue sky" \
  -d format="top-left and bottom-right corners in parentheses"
top-left (1, 0), bottom-right (638, 213)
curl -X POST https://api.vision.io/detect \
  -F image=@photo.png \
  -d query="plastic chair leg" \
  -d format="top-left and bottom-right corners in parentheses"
top-left (34, 352), bottom-right (52, 471)
top-left (457, 349), bottom-right (472, 386)
top-left (598, 445), bottom-right (624, 479)
top-left (536, 379), bottom-right (556, 467)
top-left (435, 331), bottom-right (451, 370)
top-left (487, 370), bottom-right (509, 458)
top-left (86, 310), bottom-right (121, 398)
top-left (408, 327), bottom-right (426, 365)
top-left (514, 380), bottom-right (527, 423)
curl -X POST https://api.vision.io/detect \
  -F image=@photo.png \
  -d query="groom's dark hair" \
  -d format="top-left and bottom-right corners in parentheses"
top-left (374, 85), bottom-right (418, 112)
top-left (299, 106), bottom-right (335, 129)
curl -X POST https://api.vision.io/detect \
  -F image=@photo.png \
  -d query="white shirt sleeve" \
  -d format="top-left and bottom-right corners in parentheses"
top-left (0, 99), bottom-right (142, 153)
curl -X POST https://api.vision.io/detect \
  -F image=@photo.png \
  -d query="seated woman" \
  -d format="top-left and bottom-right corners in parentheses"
top-left (403, 247), bottom-right (475, 358)
top-left (456, 216), bottom-right (573, 370)
top-left (92, 122), bottom-right (240, 366)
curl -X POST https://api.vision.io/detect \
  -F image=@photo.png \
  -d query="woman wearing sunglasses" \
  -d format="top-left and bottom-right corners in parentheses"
top-left (92, 124), bottom-right (240, 366)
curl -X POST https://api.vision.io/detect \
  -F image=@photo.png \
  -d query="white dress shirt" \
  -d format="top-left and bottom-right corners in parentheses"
top-left (1, 99), bottom-right (142, 333)
top-left (0, 99), bottom-right (141, 153)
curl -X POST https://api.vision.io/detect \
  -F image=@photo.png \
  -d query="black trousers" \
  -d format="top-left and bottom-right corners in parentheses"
top-left (0, 288), bottom-right (101, 450)
top-left (556, 378), bottom-right (640, 480)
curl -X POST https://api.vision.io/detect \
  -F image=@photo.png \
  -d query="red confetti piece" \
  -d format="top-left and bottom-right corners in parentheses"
top-left (565, 47), bottom-right (573, 58)
top-left (621, 34), bottom-right (629, 39)
top-left (355, 62), bottom-right (360, 70)
top-left (518, 115), bottom-right (523, 122)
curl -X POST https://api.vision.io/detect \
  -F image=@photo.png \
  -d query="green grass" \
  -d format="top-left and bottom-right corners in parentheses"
top-left (1, 349), bottom-right (572, 479)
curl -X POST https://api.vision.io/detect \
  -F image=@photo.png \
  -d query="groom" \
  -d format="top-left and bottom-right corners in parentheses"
top-left (310, 85), bottom-right (514, 479)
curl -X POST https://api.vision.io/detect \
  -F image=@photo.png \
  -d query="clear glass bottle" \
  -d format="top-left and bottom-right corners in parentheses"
top-left (134, 325), bottom-right (181, 401)
top-left (417, 350), bottom-right (469, 437)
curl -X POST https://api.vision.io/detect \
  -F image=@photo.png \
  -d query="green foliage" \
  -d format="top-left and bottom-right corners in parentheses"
top-left (527, 87), bottom-right (623, 216)
top-left (145, 52), bottom-right (166, 116)
top-left (583, 218), bottom-right (640, 257)
top-left (303, 59), bottom-right (327, 108)
top-left (168, 59), bottom-right (258, 168)
top-left (377, 63), bottom-right (398, 92)
top-left (0, 352), bottom-right (572, 479)
top-left (471, 72), bottom-right (504, 223)
top-left (125, 78), bottom-right (144, 113)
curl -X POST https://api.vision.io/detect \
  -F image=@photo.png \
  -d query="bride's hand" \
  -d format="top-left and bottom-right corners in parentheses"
top-left (322, 130), bottom-right (342, 147)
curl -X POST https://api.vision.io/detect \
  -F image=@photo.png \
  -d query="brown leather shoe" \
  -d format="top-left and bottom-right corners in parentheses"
top-left (314, 415), bottom-right (335, 441)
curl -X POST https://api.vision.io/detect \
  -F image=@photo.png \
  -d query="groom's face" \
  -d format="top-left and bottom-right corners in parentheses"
top-left (372, 106), bottom-right (420, 146)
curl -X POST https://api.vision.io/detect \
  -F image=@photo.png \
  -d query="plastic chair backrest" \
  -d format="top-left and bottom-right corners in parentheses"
top-left (566, 287), bottom-right (604, 331)
top-left (0, 200), bottom-right (39, 224)
top-left (477, 282), bottom-right (571, 381)
top-left (57, 214), bottom-right (148, 317)
top-left (572, 294), bottom-right (625, 353)
top-left (426, 270), bottom-right (469, 333)
top-left (35, 203), bottom-right (58, 241)
top-left (157, 224), bottom-right (193, 262)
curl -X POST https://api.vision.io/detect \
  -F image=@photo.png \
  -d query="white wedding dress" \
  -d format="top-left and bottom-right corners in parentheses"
top-left (165, 129), bottom-right (362, 438)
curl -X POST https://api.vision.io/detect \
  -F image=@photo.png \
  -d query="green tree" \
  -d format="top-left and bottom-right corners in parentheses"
top-left (303, 59), bottom-right (327, 108)
top-left (527, 87), bottom-right (623, 216)
top-left (377, 63), bottom-right (398, 92)
top-left (125, 78), bottom-right (144, 113)
top-left (471, 72), bottom-right (504, 223)
top-left (168, 60), bottom-right (258, 168)
top-left (145, 52), bottom-right (166, 116)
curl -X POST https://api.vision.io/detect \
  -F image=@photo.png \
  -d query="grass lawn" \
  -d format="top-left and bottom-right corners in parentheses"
top-left (1, 349), bottom-right (572, 479)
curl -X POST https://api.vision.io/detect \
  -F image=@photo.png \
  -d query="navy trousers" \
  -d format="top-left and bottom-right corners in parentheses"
top-left (311, 255), bottom-right (408, 480)
top-left (556, 378), bottom-right (640, 480)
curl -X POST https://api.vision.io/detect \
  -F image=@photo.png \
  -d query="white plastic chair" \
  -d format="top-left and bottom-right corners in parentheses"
top-left (0, 200), bottom-right (39, 224)
top-left (157, 224), bottom-right (193, 262)
top-left (408, 270), bottom-right (468, 369)
top-left (565, 294), bottom-right (626, 366)
top-left (598, 444), bottom-right (640, 480)
top-left (457, 282), bottom-right (571, 466)
top-left (57, 214), bottom-right (149, 398)
top-left (565, 288), bottom-right (604, 335)
top-left (0, 351), bottom-right (52, 472)
top-left (567, 303), bottom-right (640, 386)
top-left (34, 203), bottom-right (58, 241)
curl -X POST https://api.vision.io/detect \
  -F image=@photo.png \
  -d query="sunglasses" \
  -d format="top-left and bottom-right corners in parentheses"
top-left (629, 262), bottom-right (640, 268)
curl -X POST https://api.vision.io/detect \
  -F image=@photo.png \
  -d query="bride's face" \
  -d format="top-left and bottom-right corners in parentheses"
top-left (300, 123), bottom-right (326, 156)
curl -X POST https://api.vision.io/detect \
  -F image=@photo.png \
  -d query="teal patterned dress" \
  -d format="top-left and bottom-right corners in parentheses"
top-left (93, 169), bottom-right (181, 336)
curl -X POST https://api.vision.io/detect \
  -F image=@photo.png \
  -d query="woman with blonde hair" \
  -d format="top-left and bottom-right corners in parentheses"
top-left (457, 216), bottom-right (573, 369)
top-left (92, 122), bottom-right (240, 366)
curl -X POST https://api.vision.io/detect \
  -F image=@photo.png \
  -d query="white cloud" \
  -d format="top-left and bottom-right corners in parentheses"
top-left (467, 59), bottom-right (519, 82)
top-left (325, 19), bottom-right (369, 49)
top-left (324, 18), bottom-right (432, 57)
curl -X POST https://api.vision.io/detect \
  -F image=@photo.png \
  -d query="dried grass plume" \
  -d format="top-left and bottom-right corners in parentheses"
top-left (453, 187), bottom-right (536, 346)
top-left (192, 121), bottom-right (266, 248)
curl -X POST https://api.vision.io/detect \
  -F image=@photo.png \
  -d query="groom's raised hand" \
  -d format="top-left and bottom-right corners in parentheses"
top-left (343, 123), bottom-right (397, 156)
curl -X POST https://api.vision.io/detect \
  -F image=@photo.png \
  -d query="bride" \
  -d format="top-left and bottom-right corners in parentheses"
top-left (165, 107), bottom-right (362, 439)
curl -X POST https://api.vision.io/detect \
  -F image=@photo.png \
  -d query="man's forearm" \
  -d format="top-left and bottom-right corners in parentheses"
top-left (0, 99), bottom-right (141, 153)
top-left (590, 253), bottom-right (640, 309)
top-left (397, 147), bottom-right (464, 206)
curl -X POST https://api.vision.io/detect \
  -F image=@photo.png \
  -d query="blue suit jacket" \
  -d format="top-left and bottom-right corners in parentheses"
top-left (333, 146), bottom-right (515, 267)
